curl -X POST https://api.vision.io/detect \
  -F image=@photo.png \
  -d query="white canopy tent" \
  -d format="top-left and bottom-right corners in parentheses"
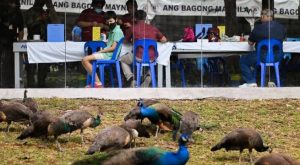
top-left (20, 0), bottom-right (299, 19)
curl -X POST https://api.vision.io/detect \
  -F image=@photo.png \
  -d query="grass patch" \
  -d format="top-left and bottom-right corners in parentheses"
top-left (0, 99), bottom-right (300, 164)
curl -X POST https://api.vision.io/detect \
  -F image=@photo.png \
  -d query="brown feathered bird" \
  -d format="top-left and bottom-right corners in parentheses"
top-left (0, 100), bottom-right (33, 132)
top-left (17, 111), bottom-right (72, 151)
top-left (122, 119), bottom-right (151, 138)
top-left (175, 111), bottom-right (201, 141)
top-left (137, 98), bottom-right (160, 107)
top-left (255, 153), bottom-right (300, 165)
top-left (17, 111), bottom-right (55, 140)
top-left (60, 110), bottom-right (101, 143)
top-left (86, 125), bottom-right (138, 155)
top-left (21, 89), bottom-right (38, 113)
top-left (211, 128), bottom-right (271, 163)
top-left (10, 90), bottom-right (38, 113)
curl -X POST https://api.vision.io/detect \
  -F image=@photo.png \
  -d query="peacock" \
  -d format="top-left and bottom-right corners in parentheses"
top-left (60, 110), bottom-right (101, 143)
top-left (86, 125), bottom-right (138, 155)
top-left (255, 153), bottom-right (300, 165)
top-left (17, 110), bottom-right (72, 151)
top-left (0, 100), bottom-right (33, 132)
top-left (211, 128), bottom-right (271, 163)
top-left (174, 111), bottom-right (201, 141)
top-left (102, 134), bottom-right (190, 165)
top-left (124, 103), bottom-right (182, 137)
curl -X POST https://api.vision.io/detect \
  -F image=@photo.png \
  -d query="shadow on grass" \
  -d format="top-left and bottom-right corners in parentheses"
top-left (72, 152), bottom-right (109, 165)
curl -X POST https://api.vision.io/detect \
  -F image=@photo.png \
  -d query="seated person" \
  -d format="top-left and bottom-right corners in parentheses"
top-left (239, 9), bottom-right (286, 88)
top-left (76, 0), bottom-right (107, 41)
top-left (121, 10), bottom-right (167, 87)
top-left (82, 11), bottom-right (124, 88)
top-left (118, 0), bottom-right (138, 33)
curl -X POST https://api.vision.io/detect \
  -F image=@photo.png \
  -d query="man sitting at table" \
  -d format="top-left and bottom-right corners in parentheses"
top-left (82, 11), bottom-right (124, 88)
top-left (121, 10), bottom-right (167, 87)
top-left (239, 9), bottom-right (286, 88)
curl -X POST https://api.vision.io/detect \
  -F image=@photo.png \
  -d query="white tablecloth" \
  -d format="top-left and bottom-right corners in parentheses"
top-left (174, 41), bottom-right (300, 53)
top-left (27, 41), bottom-right (85, 63)
top-left (27, 41), bottom-right (174, 66)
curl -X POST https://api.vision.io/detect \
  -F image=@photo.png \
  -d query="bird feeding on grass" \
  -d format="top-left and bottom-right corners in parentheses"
top-left (211, 128), bottom-right (271, 163)
top-left (124, 103), bottom-right (182, 137)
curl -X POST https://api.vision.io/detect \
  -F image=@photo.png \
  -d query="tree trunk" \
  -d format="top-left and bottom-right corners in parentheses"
top-left (224, 0), bottom-right (239, 37)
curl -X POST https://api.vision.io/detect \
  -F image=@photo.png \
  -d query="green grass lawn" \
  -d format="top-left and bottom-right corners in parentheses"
top-left (1, 98), bottom-right (300, 165)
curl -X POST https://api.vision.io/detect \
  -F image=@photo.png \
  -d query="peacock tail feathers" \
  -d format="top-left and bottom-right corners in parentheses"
top-left (135, 147), bottom-right (165, 163)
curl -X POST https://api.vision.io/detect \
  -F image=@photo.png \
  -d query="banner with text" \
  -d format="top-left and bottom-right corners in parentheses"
top-left (20, 0), bottom-right (298, 19)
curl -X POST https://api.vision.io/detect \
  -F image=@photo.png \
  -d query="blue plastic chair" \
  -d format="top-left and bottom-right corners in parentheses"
top-left (91, 37), bottom-right (124, 88)
top-left (134, 39), bottom-right (158, 88)
top-left (84, 41), bottom-right (107, 86)
top-left (257, 39), bottom-right (283, 87)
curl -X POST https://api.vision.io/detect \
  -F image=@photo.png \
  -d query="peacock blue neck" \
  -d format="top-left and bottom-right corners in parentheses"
top-left (140, 106), bottom-right (160, 123)
top-left (92, 116), bottom-right (101, 127)
top-left (156, 144), bottom-right (189, 165)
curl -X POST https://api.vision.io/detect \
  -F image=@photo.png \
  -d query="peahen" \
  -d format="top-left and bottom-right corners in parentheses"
top-left (123, 119), bottom-right (151, 138)
top-left (17, 111), bottom-right (54, 140)
top-left (174, 111), bottom-right (201, 141)
top-left (211, 128), bottom-right (271, 163)
top-left (10, 89), bottom-right (38, 113)
top-left (21, 89), bottom-right (38, 113)
top-left (86, 125), bottom-right (138, 155)
top-left (0, 100), bottom-right (33, 132)
top-left (255, 153), bottom-right (300, 165)
top-left (137, 98), bottom-right (159, 108)
top-left (60, 110), bottom-right (101, 143)
top-left (102, 134), bottom-right (190, 165)
top-left (17, 110), bottom-right (72, 151)
top-left (124, 103), bottom-right (182, 137)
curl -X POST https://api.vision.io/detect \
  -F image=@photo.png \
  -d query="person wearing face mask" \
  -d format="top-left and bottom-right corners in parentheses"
top-left (82, 11), bottom-right (124, 88)
top-left (77, 0), bottom-right (108, 41)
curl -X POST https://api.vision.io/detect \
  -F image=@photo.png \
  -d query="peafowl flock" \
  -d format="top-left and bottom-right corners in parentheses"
top-left (86, 125), bottom-right (138, 155)
top-left (124, 103), bottom-right (182, 137)
top-left (211, 128), bottom-right (271, 163)
top-left (60, 110), bottom-right (101, 143)
top-left (0, 100), bottom-right (34, 132)
top-left (102, 134), bottom-right (190, 165)
top-left (254, 153), bottom-right (300, 165)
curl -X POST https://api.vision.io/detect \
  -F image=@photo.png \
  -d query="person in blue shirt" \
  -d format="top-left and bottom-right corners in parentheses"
top-left (239, 9), bottom-right (286, 88)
